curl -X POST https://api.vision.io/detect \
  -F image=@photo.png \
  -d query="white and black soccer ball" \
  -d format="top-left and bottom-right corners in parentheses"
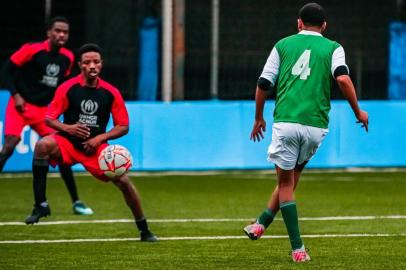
top-left (98, 145), bottom-right (133, 178)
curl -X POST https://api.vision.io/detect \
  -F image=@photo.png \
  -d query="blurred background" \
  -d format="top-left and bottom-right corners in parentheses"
top-left (1, 0), bottom-right (406, 171)
top-left (1, 0), bottom-right (405, 101)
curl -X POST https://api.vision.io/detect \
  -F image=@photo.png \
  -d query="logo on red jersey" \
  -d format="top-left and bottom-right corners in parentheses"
top-left (81, 100), bottom-right (99, 115)
top-left (79, 100), bottom-right (99, 127)
top-left (41, 63), bottom-right (60, 87)
top-left (46, 64), bottom-right (60, 76)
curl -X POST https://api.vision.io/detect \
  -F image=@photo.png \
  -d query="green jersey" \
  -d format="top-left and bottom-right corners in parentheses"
top-left (271, 32), bottom-right (341, 128)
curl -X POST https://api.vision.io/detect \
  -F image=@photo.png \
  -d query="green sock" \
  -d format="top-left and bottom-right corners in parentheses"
top-left (280, 201), bottom-right (303, 250)
top-left (257, 208), bottom-right (275, 228)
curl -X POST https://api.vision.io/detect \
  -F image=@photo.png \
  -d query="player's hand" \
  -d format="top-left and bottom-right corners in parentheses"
top-left (356, 110), bottom-right (369, 132)
top-left (67, 123), bottom-right (91, 139)
top-left (250, 119), bottom-right (266, 142)
top-left (82, 136), bottom-right (103, 155)
top-left (13, 93), bottom-right (25, 113)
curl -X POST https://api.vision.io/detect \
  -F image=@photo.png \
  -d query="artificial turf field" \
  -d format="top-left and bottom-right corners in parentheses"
top-left (0, 170), bottom-right (405, 269)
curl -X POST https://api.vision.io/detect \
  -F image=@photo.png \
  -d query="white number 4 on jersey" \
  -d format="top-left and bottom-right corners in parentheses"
top-left (291, 50), bottom-right (311, 80)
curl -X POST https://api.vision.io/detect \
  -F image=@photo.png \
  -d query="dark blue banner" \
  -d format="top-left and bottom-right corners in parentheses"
top-left (389, 22), bottom-right (406, 99)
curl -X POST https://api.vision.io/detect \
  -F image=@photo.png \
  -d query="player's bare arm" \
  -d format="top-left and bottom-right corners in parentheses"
top-left (251, 86), bottom-right (268, 142)
top-left (13, 93), bottom-right (25, 113)
top-left (45, 118), bottom-right (90, 139)
top-left (3, 57), bottom-right (26, 114)
top-left (82, 125), bottom-right (129, 155)
top-left (336, 75), bottom-right (369, 132)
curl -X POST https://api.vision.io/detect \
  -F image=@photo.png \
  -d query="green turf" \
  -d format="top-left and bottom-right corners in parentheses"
top-left (0, 171), bottom-right (406, 269)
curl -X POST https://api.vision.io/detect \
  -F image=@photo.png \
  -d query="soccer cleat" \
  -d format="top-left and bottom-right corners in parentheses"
top-left (140, 231), bottom-right (158, 242)
top-left (25, 205), bottom-right (51, 224)
top-left (292, 246), bottom-right (311, 262)
top-left (73, 201), bottom-right (94, 215)
top-left (243, 223), bottom-right (265, 240)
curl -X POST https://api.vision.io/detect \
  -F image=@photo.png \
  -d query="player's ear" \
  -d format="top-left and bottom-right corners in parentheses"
top-left (321, 22), bottom-right (327, 32)
top-left (297, 19), bottom-right (303, 32)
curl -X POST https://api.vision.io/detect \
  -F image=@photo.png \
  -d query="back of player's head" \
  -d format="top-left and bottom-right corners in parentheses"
top-left (298, 3), bottom-right (325, 27)
top-left (78, 43), bottom-right (103, 59)
top-left (46, 16), bottom-right (70, 30)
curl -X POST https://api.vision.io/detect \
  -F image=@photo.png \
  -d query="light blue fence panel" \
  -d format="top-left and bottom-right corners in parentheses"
top-left (1, 90), bottom-right (405, 172)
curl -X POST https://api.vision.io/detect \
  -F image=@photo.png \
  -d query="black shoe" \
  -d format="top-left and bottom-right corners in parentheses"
top-left (25, 205), bottom-right (51, 224)
top-left (140, 231), bottom-right (158, 242)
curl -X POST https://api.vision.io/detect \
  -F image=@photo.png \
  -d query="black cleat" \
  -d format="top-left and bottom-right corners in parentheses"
top-left (25, 205), bottom-right (51, 224)
top-left (140, 231), bottom-right (158, 242)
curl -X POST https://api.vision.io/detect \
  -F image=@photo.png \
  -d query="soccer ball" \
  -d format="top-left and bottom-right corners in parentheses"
top-left (98, 145), bottom-right (133, 178)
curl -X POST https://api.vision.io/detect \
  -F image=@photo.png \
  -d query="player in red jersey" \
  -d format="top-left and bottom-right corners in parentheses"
top-left (24, 43), bottom-right (157, 242)
top-left (0, 16), bottom-right (93, 215)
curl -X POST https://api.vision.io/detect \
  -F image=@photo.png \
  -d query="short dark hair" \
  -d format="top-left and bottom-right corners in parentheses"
top-left (78, 43), bottom-right (103, 59)
top-left (298, 3), bottom-right (325, 27)
top-left (46, 16), bottom-right (69, 30)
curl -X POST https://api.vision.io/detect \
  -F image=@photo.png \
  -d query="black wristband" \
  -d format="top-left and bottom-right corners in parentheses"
top-left (257, 77), bottom-right (272, 91)
top-left (334, 65), bottom-right (349, 78)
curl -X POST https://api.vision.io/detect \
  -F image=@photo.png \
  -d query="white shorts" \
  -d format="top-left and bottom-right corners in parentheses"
top-left (267, 122), bottom-right (328, 170)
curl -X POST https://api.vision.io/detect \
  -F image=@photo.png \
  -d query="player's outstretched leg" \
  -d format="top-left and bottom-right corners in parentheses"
top-left (278, 167), bottom-right (310, 262)
top-left (243, 189), bottom-right (277, 240)
top-left (112, 175), bottom-right (158, 242)
top-left (244, 165), bottom-right (305, 242)
top-left (0, 135), bottom-right (20, 172)
top-left (25, 137), bottom-right (58, 224)
top-left (25, 157), bottom-right (51, 224)
top-left (58, 165), bottom-right (94, 215)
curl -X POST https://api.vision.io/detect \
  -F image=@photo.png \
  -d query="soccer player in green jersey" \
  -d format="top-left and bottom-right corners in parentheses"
top-left (243, 3), bottom-right (369, 262)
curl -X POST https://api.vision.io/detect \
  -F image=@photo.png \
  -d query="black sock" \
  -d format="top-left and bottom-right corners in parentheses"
top-left (0, 152), bottom-right (12, 173)
top-left (33, 158), bottom-right (49, 206)
top-left (136, 218), bottom-right (150, 233)
top-left (59, 165), bottom-right (79, 203)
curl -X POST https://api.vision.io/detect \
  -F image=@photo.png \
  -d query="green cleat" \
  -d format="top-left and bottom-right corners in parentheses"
top-left (73, 201), bottom-right (94, 215)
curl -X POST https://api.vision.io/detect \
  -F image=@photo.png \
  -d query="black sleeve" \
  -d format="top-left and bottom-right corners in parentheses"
top-left (1, 60), bottom-right (19, 95)
top-left (59, 74), bottom-right (71, 85)
top-left (257, 77), bottom-right (273, 91)
top-left (333, 65), bottom-right (349, 79)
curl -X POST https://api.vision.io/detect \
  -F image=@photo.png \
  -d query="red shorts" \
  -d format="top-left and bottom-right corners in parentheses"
top-left (5, 97), bottom-right (54, 138)
top-left (50, 134), bottom-right (110, 182)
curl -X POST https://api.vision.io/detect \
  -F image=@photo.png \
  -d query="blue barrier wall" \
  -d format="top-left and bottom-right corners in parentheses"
top-left (1, 90), bottom-right (405, 171)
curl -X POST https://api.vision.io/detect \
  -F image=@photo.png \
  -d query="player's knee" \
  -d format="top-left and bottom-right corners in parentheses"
top-left (278, 175), bottom-right (295, 188)
top-left (112, 175), bottom-right (130, 190)
top-left (34, 137), bottom-right (56, 156)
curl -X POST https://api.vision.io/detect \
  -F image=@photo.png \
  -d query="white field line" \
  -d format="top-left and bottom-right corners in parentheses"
top-left (1, 167), bottom-right (406, 179)
top-left (2, 233), bottom-right (406, 244)
top-left (1, 215), bottom-right (406, 226)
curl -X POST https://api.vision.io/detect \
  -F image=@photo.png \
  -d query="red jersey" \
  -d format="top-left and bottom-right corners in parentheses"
top-left (46, 75), bottom-right (129, 152)
top-left (3, 40), bottom-right (74, 106)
